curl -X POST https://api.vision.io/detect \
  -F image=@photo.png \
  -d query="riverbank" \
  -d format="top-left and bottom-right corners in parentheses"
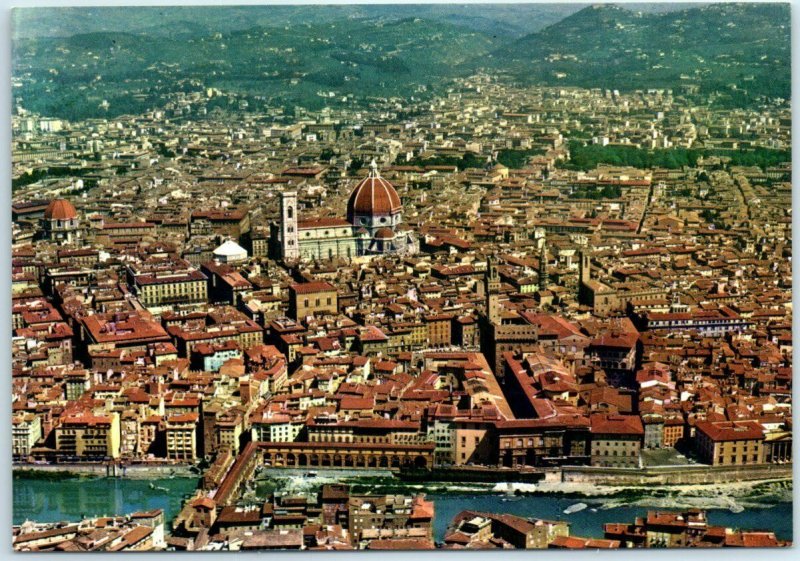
top-left (13, 463), bottom-right (200, 479)
top-left (560, 463), bottom-right (793, 485)
top-left (252, 466), bottom-right (792, 514)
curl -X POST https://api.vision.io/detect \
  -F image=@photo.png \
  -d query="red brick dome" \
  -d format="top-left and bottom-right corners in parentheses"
top-left (347, 161), bottom-right (401, 218)
top-left (44, 199), bottom-right (77, 220)
top-left (373, 227), bottom-right (395, 240)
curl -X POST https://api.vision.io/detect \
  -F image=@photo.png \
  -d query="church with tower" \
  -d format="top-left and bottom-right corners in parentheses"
top-left (478, 256), bottom-right (541, 376)
top-left (271, 161), bottom-right (418, 262)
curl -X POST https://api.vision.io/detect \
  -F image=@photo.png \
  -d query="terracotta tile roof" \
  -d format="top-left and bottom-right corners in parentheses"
top-left (590, 413), bottom-right (644, 436)
top-left (290, 281), bottom-right (336, 294)
top-left (695, 420), bottom-right (765, 442)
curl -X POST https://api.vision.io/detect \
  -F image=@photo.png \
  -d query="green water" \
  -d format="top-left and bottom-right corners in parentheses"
top-left (13, 473), bottom-right (200, 528)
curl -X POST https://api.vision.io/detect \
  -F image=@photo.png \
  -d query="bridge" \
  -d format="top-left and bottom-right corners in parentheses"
top-left (212, 440), bottom-right (434, 507)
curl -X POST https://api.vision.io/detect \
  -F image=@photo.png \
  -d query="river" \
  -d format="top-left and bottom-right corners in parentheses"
top-left (429, 493), bottom-right (793, 542)
top-left (12, 474), bottom-right (200, 529)
top-left (12, 472), bottom-right (793, 542)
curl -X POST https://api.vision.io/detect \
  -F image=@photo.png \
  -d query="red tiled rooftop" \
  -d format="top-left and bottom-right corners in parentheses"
top-left (590, 414), bottom-right (644, 436)
top-left (290, 281), bottom-right (336, 294)
top-left (695, 420), bottom-right (765, 442)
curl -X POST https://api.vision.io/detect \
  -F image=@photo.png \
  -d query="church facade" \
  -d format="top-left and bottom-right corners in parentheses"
top-left (271, 161), bottom-right (417, 262)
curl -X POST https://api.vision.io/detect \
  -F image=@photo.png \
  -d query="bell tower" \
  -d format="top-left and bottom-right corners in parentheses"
top-left (538, 241), bottom-right (549, 289)
top-left (579, 251), bottom-right (591, 285)
top-left (280, 191), bottom-right (299, 262)
top-left (486, 256), bottom-right (501, 324)
top-left (577, 250), bottom-right (591, 304)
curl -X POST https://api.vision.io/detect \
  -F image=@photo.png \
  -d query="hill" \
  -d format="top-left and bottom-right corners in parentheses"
top-left (11, 5), bottom-right (585, 41)
top-left (490, 3), bottom-right (790, 100)
top-left (11, 4), bottom-right (791, 120)
top-left (12, 18), bottom-right (501, 120)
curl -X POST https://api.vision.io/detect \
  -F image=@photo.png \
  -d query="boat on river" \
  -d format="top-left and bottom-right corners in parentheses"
top-left (563, 502), bottom-right (588, 515)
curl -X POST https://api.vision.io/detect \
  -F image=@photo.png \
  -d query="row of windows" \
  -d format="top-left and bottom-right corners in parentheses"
top-left (301, 229), bottom-right (352, 238)
top-left (58, 429), bottom-right (110, 436)
top-left (598, 450), bottom-right (638, 457)
top-left (167, 435), bottom-right (195, 442)
top-left (142, 281), bottom-right (204, 290)
top-left (504, 438), bottom-right (545, 448)
top-left (596, 441), bottom-right (637, 447)
top-left (717, 455), bottom-right (759, 464)
top-left (302, 298), bottom-right (334, 307)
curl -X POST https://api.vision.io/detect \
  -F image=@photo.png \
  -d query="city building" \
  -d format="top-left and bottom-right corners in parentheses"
top-left (55, 412), bottom-right (121, 460)
top-left (695, 420), bottom-right (765, 466)
top-left (589, 414), bottom-right (644, 468)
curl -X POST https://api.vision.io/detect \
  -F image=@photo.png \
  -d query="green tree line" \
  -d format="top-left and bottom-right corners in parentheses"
top-left (401, 152), bottom-right (486, 170)
top-left (561, 140), bottom-right (790, 171)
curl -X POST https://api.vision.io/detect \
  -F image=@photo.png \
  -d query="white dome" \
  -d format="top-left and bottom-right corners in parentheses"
top-left (213, 239), bottom-right (247, 259)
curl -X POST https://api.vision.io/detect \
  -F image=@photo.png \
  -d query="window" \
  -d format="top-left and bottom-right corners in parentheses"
top-left (287, 207), bottom-right (293, 219)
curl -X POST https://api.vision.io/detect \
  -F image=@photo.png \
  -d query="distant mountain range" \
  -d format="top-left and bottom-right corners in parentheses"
top-left (12, 4), bottom-right (790, 120)
top-left (12, 4), bottom-right (588, 41)
top-left (492, 3), bottom-right (790, 98)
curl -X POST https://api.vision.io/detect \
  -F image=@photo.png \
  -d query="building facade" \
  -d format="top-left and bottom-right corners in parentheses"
top-left (695, 420), bottom-right (765, 466)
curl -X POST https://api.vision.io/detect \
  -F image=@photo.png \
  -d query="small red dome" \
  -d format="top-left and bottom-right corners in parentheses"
top-left (347, 162), bottom-right (401, 218)
top-left (373, 227), bottom-right (395, 240)
top-left (44, 199), bottom-right (77, 220)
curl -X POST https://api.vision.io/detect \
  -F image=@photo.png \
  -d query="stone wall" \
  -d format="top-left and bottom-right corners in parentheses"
top-left (560, 463), bottom-right (792, 485)
top-left (13, 463), bottom-right (199, 479)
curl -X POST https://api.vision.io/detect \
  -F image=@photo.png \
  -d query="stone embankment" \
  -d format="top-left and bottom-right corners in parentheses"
top-left (560, 463), bottom-right (792, 485)
top-left (13, 462), bottom-right (199, 479)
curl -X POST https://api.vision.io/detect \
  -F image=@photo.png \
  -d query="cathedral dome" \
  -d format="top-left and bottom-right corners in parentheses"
top-left (347, 160), bottom-right (401, 219)
top-left (44, 199), bottom-right (77, 221)
top-left (373, 227), bottom-right (395, 240)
